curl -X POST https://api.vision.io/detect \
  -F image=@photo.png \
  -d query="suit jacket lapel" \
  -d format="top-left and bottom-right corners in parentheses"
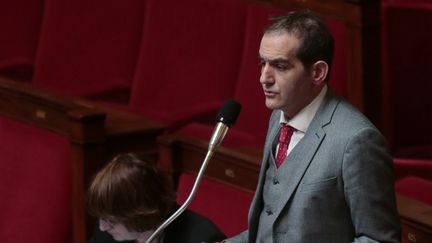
top-left (273, 89), bottom-right (340, 220)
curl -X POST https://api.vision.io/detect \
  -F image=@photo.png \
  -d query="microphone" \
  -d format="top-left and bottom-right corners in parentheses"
top-left (145, 99), bottom-right (241, 243)
top-left (209, 99), bottom-right (242, 151)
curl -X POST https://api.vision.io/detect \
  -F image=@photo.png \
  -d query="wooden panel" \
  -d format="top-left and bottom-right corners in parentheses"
top-left (397, 195), bottom-right (432, 243)
top-left (77, 100), bottom-right (165, 158)
top-left (0, 78), bottom-right (105, 137)
top-left (158, 135), bottom-right (262, 192)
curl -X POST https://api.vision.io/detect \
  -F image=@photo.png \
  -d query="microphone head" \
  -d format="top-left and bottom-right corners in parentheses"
top-left (216, 99), bottom-right (241, 127)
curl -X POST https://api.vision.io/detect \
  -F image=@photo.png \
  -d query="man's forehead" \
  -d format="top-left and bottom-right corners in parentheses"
top-left (261, 30), bottom-right (301, 42)
top-left (259, 32), bottom-right (300, 59)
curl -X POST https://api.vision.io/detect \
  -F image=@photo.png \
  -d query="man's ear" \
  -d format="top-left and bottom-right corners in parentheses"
top-left (311, 60), bottom-right (329, 85)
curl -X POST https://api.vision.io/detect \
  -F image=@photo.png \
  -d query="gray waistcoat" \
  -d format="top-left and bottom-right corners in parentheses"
top-left (255, 137), bottom-right (287, 243)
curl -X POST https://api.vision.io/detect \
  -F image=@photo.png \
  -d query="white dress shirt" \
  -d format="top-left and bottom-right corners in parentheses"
top-left (277, 85), bottom-right (328, 157)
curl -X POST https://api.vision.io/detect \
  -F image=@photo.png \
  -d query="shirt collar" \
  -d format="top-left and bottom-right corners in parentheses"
top-left (280, 85), bottom-right (328, 133)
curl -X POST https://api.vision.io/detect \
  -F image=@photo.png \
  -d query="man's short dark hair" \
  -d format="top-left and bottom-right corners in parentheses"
top-left (265, 10), bottom-right (334, 75)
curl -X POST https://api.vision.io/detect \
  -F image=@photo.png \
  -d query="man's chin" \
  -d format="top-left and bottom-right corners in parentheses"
top-left (265, 100), bottom-right (280, 110)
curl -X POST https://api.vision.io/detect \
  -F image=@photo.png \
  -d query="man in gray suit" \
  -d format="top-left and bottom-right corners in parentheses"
top-left (224, 10), bottom-right (401, 243)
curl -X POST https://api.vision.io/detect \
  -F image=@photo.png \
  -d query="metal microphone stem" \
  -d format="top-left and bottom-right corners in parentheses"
top-left (145, 128), bottom-right (223, 243)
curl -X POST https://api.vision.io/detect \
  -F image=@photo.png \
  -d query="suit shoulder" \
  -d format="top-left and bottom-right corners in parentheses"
top-left (331, 99), bottom-right (380, 134)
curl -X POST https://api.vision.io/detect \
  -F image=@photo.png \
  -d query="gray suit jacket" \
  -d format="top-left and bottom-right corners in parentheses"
top-left (227, 90), bottom-right (401, 243)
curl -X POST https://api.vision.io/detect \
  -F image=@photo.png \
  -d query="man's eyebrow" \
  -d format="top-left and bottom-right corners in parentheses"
top-left (270, 58), bottom-right (291, 64)
top-left (258, 55), bottom-right (291, 64)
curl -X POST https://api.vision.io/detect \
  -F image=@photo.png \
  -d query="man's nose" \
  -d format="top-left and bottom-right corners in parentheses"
top-left (260, 64), bottom-right (273, 85)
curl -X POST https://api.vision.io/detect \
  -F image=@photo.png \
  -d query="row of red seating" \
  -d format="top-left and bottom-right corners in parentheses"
top-left (0, 0), bottom-right (348, 150)
top-left (1, 0), bottom-right (431, 241)
top-left (2, 0), bottom-right (431, 156)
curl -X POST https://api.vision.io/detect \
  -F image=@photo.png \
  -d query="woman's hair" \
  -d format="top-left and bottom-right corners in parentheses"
top-left (87, 153), bottom-right (176, 232)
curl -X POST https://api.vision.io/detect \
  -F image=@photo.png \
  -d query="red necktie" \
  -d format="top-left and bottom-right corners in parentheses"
top-left (275, 124), bottom-right (295, 168)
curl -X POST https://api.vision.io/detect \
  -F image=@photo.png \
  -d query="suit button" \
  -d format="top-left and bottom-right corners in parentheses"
top-left (266, 209), bottom-right (273, 216)
top-left (273, 178), bottom-right (279, 185)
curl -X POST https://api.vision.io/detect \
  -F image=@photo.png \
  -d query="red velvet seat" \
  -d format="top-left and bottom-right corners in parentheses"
top-left (0, 0), bottom-right (44, 81)
top-left (394, 158), bottom-right (432, 205)
top-left (381, 2), bottom-right (432, 157)
top-left (396, 176), bottom-right (432, 205)
top-left (0, 117), bottom-right (72, 243)
top-left (32, 0), bottom-right (146, 103)
top-left (127, 0), bottom-right (247, 129)
top-left (176, 173), bottom-right (254, 237)
top-left (393, 158), bottom-right (432, 181)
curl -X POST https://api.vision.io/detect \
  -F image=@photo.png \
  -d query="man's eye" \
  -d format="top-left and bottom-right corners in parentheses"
top-left (275, 64), bottom-right (287, 71)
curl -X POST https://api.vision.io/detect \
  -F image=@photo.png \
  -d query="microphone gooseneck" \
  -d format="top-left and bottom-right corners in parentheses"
top-left (145, 99), bottom-right (241, 243)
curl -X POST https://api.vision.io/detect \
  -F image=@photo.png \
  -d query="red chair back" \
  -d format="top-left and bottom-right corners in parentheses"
top-left (129, 0), bottom-right (247, 125)
top-left (32, 0), bottom-right (146, 103)
top-left (0, 0), bottom-right (44, 81)
top-left (0, 117), bottom-right (72, 243)
top-left (176, 173), bottom-right (254, 237)
top-left (396, 176), bottom-right (432, 205)
top-left (394, 158), bottom-right (432, 205)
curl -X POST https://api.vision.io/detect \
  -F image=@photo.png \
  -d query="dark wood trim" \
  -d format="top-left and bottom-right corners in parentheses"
top-left (397, 195), bottom-right (432, 243)
top-left (158, 135), bottom-right (262, 193)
